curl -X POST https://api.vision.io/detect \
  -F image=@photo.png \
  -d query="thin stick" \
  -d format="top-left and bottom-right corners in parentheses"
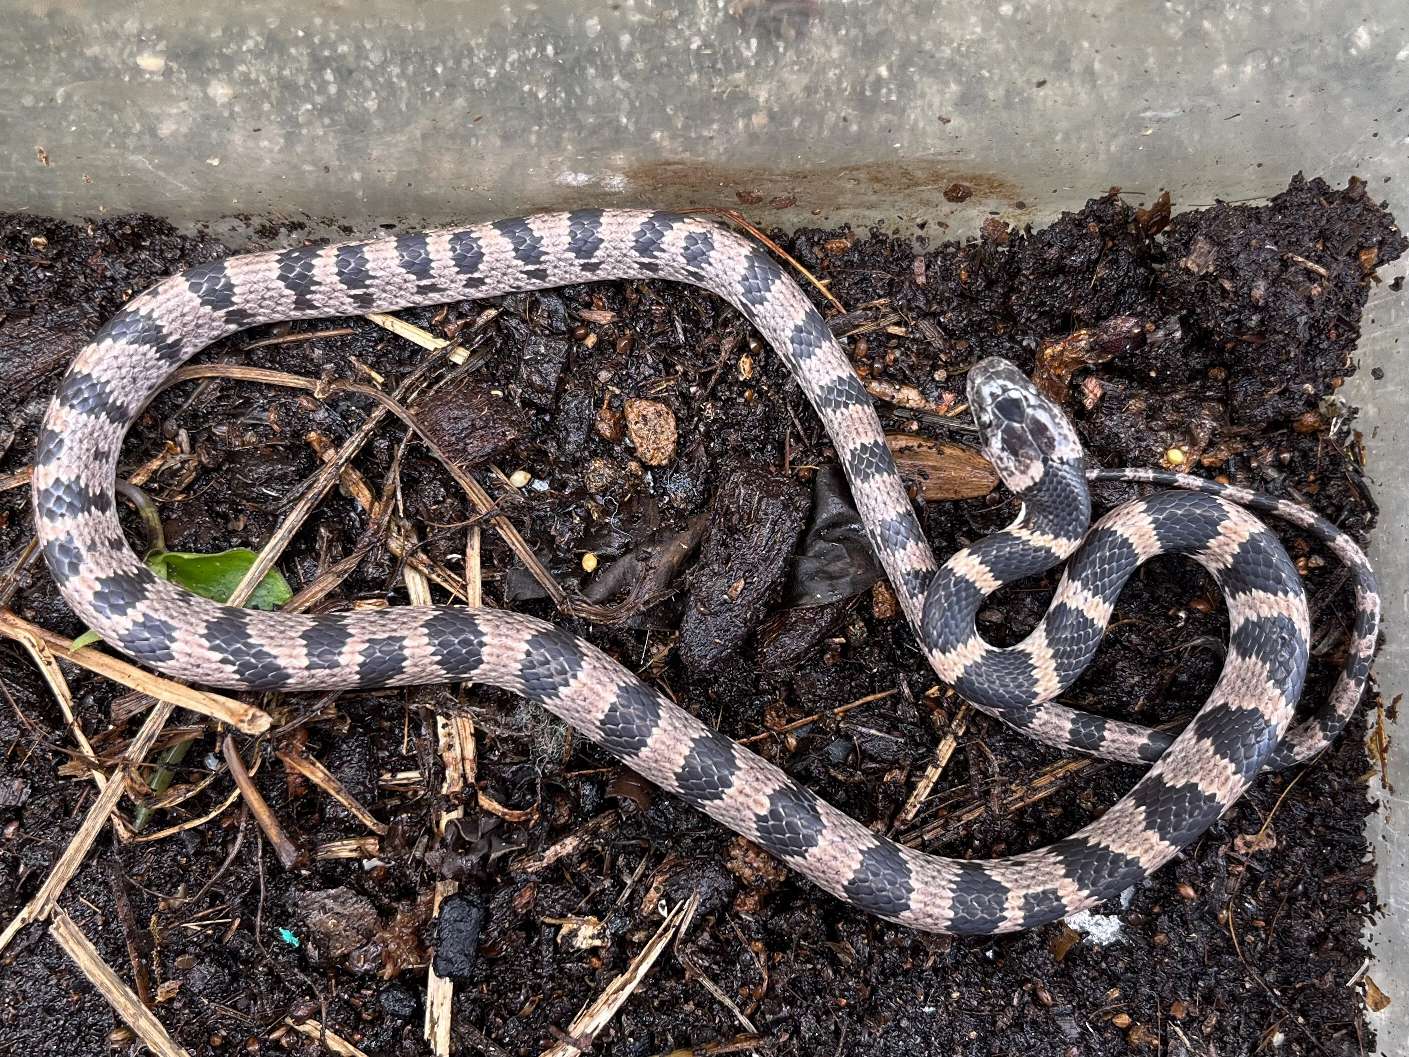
top-left (16, 627), bottom-right (139, 841)
top-left (0, 701), bottom-right (175, 955)
top-left (540, 901), bottom-right (691, 1057)
top-left (285, 1018), bottom-right (373, 1057)
top-left (365, 312), bottom-right (471, 365)
top-left (0, 536), bottom-right (40, 607)
top-left (177, 352), bottom-right (451, 607)
top-left (0, 468), bottom-right (32, 492)
top-left (325, 378), bottom-right (573, 612)
top-left (276, 747), bottom-right (388, 836)
top-left (900, 755), bottom-right (1108, 847)
top-left (12, 628), bottom-right (107, 794)
top-left (0, 611), bottom-right (269, 734)
top-left (737, 689), bottom-right (897, 745)
top-left (895, 699), bottom-right (970, 828)
top-left (130, 785), bottom-right (242, 844)
top-left (464, 524), bottom-right (483, 610)
top-left (646, 1035), bottom-right (765, 1057)
top-left (50, 910), bottom-right (191, 1057)
top-left (164, 362), bottom-right (576, 616)
top-left (223, 734), bottom-right (305, 870)
top-left (243, 326), bottom-right (355, 351)
top-left (305, 432), bottom-right (468, 601)
top-left (1284, 252), bottom-right (1330, 279)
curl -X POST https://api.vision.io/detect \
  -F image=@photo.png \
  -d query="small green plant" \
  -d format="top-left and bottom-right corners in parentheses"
top-left (73, 547), bottom-right (292, 650)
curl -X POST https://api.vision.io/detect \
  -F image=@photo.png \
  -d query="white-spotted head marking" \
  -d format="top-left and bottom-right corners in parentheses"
top-left (967, 357), bottom-right (1084, 494)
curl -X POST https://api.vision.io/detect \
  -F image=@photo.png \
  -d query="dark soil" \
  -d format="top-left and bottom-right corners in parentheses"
top-left (0, 174), bottom-right (1404, 1057)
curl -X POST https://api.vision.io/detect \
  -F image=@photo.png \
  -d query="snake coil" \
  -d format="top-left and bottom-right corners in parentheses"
top-left (32, 210), bottom-right (1378, 933)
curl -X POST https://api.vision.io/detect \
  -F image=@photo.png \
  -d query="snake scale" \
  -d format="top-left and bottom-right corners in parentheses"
top-left (32, 209), bottom-right (1380, 934)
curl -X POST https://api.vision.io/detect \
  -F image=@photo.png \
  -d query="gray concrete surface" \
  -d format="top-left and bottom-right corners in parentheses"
top-left (3, 0), bottom-right (1408, 1049)
top-left (1, 1), bottom-right (1406, 239)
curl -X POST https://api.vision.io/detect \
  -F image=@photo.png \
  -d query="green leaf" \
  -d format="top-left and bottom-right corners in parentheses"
top-left (70, 548), bottom-right (290, 652)
top-left (71, 629), bottom-right (103, 651)
top-left (145, 547), bottom-right (293, 611)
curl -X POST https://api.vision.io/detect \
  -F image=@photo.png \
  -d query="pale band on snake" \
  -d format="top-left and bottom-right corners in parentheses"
top-left (31, 209), bottom-right (1380, 935)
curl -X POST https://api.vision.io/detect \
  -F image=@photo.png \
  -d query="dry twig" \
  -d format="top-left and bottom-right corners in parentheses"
top-left (0, 701), bottom-right (175, 954)
top-left (738, 689), bottom-right (896, 745)
top-left (285, 1017), bottom-right (373, 1057)
top-left (682, 207), bottom-right (844, 312)
top-left (223, 734), bottom-right (305, 870)
top-left (50, 910), bottom-right (191, 1057)
top-left (895, 698), bottom-right (970, 829)
top-left (277, 746), bottom-right (388, 836)
top-left (646, 1035), bottom-right (765, 1057)
top-left (541, 901), bottom-right (692, 1057)
top-left (0, 611), bottom-right (268, 733)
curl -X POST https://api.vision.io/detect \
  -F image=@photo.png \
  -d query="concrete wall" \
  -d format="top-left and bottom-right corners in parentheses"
top-left (3, 1), bottom-right (1406, 238)
top-left (3, 0), bottom-right (1407, 1041)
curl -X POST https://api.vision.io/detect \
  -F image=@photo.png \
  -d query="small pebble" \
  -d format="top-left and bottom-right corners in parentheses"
top-left (871, 581), bottom-right (899, 621)
top-left (623, 398), bottom-right (678, 466)
top-left (595, 402), bottom-right (625, 442)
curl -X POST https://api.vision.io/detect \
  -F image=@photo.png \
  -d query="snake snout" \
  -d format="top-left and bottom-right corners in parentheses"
top-left (968, 357), bottom-right (1035, 420)
top-left (968, 357), bottom-right (1041, 429)
top-left (968, 357), bottom-right (1083, 489)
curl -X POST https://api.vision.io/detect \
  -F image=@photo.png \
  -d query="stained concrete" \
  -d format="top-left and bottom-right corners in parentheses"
top-left (2, 0), bottom-right (1407, 1048)
top-left (1, 2), bottom-right (1406, 238)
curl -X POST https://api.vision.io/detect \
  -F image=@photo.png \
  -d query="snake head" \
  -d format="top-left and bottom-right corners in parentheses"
top-left (967, 358), bottom-right (1084, 492)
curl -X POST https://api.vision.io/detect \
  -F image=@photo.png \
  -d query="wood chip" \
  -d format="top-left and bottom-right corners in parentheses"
top-left (1363, 975), bottom-right (1392, 1012)
top-left (864, 379), bottom-right (963, 416)
top-left (886, 435), bottom-right (997, 499)
top-left (624, 398), bottom-right (678, 466)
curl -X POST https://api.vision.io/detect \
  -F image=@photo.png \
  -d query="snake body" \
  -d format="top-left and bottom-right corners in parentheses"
top-left (31, 210), bottom-right (1379, 934)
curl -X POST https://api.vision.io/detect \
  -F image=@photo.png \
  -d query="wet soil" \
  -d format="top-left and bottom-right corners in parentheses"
top-left (0, 174), bottom-right (1403, 1057)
